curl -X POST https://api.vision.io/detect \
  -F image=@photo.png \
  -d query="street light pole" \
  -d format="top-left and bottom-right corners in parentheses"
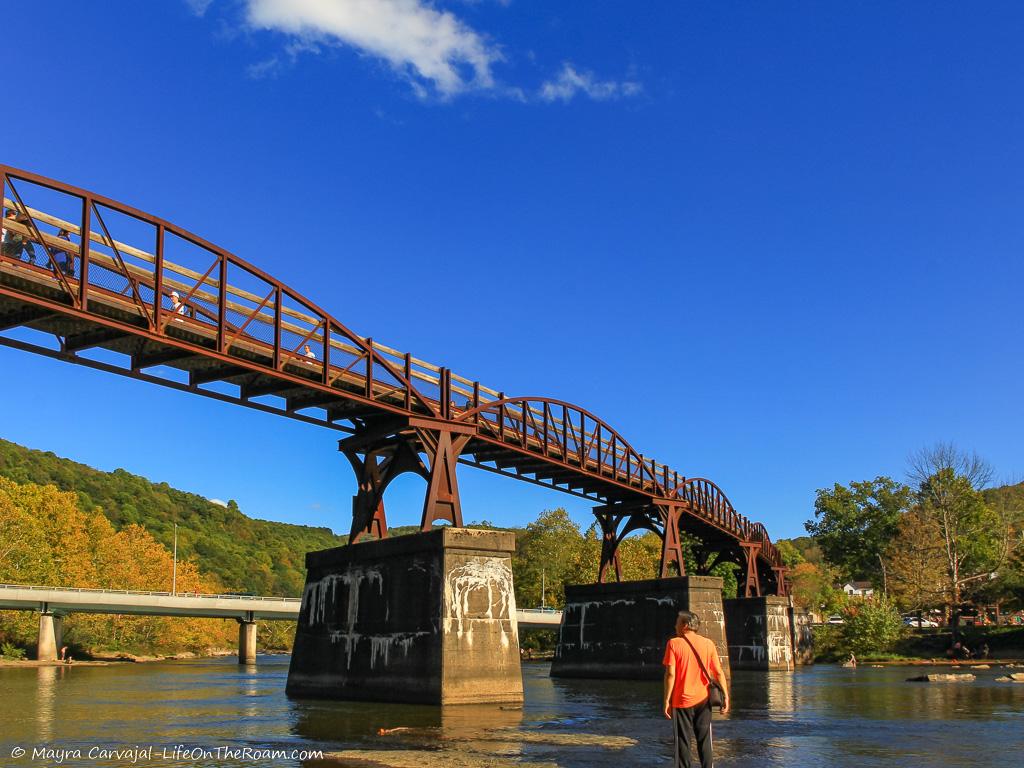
top-left (172, 523), bottom-right (178, 596)
top-left (541, 568), bottom-right (545, 610)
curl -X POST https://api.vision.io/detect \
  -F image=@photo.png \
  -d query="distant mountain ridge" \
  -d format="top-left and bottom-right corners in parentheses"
top-left (0, 438), bottom-right (345, 596)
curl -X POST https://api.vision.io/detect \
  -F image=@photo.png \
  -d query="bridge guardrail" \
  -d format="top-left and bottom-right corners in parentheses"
top-left (0, 584), bottom-right (301, 602)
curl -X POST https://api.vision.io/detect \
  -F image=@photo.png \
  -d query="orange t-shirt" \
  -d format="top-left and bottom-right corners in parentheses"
top-left (662, 632), bottom-right (724, 709)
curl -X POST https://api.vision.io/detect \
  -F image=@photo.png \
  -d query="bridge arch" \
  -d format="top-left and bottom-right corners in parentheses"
top-left (456, 396), bottom-right (663, 494)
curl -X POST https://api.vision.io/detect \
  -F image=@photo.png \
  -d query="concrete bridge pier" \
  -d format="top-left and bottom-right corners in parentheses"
top-left (238, 613), bottom-right (257, 664)
top-left (551, 576), bottom-right (729, 680)
top-left (790, 606), bottom-right (814, 665)
top-left (287, 527), bottom-right (523, 705)
top-left (37, 608), bottom-right (64, 661)
top-left (723, 596), bottom-right (794, 670)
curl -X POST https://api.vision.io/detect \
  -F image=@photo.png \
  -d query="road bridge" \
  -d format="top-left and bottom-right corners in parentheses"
top-left (0, 165), bottom-right (784, 597)
top-left (0, 583), bottom-right (561, 663)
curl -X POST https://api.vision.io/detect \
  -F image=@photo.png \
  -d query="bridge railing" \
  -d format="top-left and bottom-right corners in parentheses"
top-left (1, 170), bottom-right (440, 418)
top-left (0, 584), bottom-right (301, 602)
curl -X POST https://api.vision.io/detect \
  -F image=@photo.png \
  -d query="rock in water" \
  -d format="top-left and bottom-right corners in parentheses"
top-left (906, 674), bottom-right (976, 683)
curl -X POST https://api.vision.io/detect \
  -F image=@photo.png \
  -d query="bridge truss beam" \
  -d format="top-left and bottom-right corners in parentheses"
top-left (0, 163), bottom-right (786, 583)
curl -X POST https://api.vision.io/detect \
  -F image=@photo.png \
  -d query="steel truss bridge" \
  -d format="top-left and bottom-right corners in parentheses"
top-left (0, 165), bottom-right (785, 598)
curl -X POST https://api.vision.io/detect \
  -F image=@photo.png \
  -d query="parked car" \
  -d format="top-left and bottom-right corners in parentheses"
top-left (826, 615), bottom-right (845, 624)
top-left (902, 616), bottom-right (939, 627)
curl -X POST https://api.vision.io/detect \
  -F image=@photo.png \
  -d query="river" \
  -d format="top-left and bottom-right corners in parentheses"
top-left (2, 656), bottom-right (1023, 767)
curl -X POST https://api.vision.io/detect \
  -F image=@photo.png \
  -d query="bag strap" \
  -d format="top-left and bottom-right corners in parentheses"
top-left (680, 633), bottom-right (718, 685)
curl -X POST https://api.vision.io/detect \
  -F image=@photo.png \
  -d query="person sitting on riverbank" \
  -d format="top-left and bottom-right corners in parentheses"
top-left (950, 641), bottom-right (972, 660)
top-left (662, 610), bottom-right (729, 768)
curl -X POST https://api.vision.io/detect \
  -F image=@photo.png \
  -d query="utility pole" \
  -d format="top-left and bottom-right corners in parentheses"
top-left (541, 568), bottom-right (546, 610)
top-left (172, 523), bottom-right (178, 596)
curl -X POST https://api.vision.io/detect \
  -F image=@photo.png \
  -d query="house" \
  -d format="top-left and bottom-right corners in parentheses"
top-left (842, 581), bottom-right (875, 599)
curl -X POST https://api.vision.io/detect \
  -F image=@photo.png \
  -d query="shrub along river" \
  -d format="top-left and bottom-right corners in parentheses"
top-left (1, 655), bottom-right (1023, 767)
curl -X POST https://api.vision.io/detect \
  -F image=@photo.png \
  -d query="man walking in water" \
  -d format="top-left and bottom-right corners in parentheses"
top-left (663, 610), bottom-right (730, 767)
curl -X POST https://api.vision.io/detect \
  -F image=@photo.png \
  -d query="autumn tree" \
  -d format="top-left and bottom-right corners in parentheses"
top-left (0, 477), bottom-right (234, 656)
top-left (904, 444), bottom-right (1011, 627)
top-left (789, 561), bottom-right (845, 617)
top-left (885, 505), bottom-right (949, 611)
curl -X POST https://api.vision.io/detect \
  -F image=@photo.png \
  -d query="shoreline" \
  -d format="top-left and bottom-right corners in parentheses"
top-left (845, 658), bottom-right (1023, 667)
top-left (0, 648), bottom-right (292, 667)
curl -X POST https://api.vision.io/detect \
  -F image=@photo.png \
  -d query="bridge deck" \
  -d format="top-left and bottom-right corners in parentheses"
top-left (0, 585), bottom-right (562, 629)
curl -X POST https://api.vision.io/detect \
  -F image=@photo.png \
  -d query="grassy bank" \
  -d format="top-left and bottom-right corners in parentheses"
top-left (813, 624), bottom-right (1024, 662)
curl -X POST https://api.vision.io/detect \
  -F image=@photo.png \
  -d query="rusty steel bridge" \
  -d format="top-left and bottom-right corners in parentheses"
top-left (0, 165), bottom-right (786, 598)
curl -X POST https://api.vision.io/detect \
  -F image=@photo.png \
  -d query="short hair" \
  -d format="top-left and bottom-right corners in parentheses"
top-left (676, 610), bottom-right (701, 630)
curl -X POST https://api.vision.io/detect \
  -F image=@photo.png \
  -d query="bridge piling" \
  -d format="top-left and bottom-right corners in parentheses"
top-left (238, 613), bottom-right (257, 664)
top-left (287, 528), bottom-right (523, 705)
top-left (551, 576), bottom-right (729, 680)
top-left (723, 596), bottom-right (794, 670)
top-left (36, 609), bottom-right (63, 662)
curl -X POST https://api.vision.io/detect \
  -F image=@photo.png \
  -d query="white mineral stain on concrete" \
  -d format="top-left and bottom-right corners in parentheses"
top-left (443, 557), bottom-right (517, 649)
top-left (302, 567), bottom-right (384, 669)
top-left (564, 599), bottom-right (634, 650)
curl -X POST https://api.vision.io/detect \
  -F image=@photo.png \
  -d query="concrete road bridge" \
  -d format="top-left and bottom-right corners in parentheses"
top-left (0, 583), bottom-right (561, 663)
top-left (0, 165), bottom-right (785, 598)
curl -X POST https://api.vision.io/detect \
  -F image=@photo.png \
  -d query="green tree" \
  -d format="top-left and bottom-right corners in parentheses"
top-left (840, 597), bottom-right (904, 657)
top-left (512, 508), bottom-right (592, 609)
top-left (776, 539), bottom-right (806, 567)
top-left (805, 476), bottom-right (911, 584)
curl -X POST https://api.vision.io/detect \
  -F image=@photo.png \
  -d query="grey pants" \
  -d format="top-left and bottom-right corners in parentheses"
top-left (673, 700), bottom-right (713, 768)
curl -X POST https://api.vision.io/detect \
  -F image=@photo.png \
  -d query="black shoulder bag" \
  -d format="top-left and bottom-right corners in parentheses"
top-left (680, 633), bottom-right (726, 711)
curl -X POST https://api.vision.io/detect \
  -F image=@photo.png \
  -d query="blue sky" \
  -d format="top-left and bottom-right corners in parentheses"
top-left (2, 1), bottom-right (1022, 540)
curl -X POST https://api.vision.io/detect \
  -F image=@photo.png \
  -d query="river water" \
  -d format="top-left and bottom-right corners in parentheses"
top-left (2, 656), bottom-right (1023, 767)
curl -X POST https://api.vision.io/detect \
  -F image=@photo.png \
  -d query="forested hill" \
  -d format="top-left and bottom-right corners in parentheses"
top-left (0, 438), bottom-right (345, 597)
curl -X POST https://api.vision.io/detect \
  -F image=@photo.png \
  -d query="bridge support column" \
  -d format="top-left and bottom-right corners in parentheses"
top-left (740, 541), bottom-right (763, 597)
top-left (551, 576), bottom-right (729, 680)
top-left (37, 610), bottom-right (63, 662)
top-left (723, 596), bottom-right (794, 670)
top-left (287, 527), bottom-right (522, 705)
top-left (238, 613), bottom-right (257, 665)
top-left (338, 420), bottom-right (474, 543)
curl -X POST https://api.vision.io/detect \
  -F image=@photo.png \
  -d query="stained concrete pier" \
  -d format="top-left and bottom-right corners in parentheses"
top-left (36, 612), bottom-right (63, 662)
top-left (790, 606), bottom-right (814, 665)
top-left (551, 576), bottom-right (728, 680)
top-left (286, 528), bottom-right (523, 705)
top-left (237, 617), bottom-right (257, 664)
top-left (724, 596), bottom-right (794, 670)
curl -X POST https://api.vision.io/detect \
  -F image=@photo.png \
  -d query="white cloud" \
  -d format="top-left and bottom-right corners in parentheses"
top-left (539, 62), bottom-right (642, 103)
top-left (244, 0), bottom-right (500, 98)
top-left (246, 56), bottom-right (281, 79)
top-left (186, 0), bottom-right (214, 16)
top-left (209, 498), bottom-right (228, 507)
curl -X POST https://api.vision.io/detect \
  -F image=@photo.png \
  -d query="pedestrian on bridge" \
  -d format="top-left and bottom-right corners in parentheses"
top-left (2, 209), bottom-right (37, 265)
top-left (663, 610), bottom-right (729, 768)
